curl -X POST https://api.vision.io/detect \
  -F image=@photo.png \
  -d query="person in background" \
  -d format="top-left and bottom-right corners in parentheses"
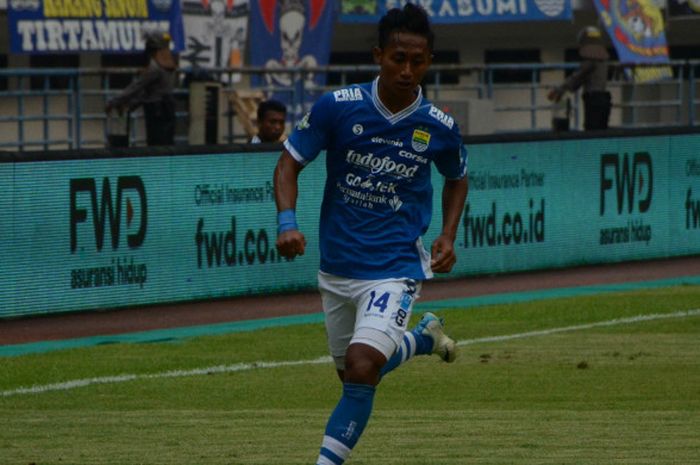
top-left (106, 30), bottom-right (178, 146)
top-left (273, 4), bottom-right (468, 465)
top-left (250, 99), bottom-right (287, 143)
top-left (548, 26), bottom-right (612, 131)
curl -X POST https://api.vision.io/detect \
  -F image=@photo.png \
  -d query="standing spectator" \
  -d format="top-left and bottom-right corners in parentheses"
top-left (250, 99), bottom-right (287, 143)
top-left (106, 30), bottom-right (178, 146)
top-left (548, 26), bottom-right (612, 131)
top-left (273, 4), bottom-right (468, 465)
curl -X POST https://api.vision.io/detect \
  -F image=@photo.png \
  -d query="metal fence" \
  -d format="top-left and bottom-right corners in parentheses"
top-left (1, 60), bottom-right (698, 151)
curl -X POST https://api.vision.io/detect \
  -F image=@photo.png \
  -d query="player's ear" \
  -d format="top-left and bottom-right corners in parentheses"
top-left (372, 46), bottom-right (383, 65)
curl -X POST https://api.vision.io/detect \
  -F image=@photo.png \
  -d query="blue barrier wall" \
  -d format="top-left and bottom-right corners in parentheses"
top-left (2, 130), bottom-right (700, 318)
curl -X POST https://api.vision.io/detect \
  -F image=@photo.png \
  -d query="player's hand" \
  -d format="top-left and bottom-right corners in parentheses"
top-left (430, 234), bottom-right (457, 273)
top-left (276, 230), bottom-right (307, 259)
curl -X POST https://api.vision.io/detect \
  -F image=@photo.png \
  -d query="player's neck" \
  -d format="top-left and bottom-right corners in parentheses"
top-left (376, 82), bottom-right (419, 114)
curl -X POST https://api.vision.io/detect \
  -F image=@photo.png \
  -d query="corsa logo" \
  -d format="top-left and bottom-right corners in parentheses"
top-left (70, 176), bottom-right (147, 252)
top-left (600, 152), bottom-right (653, 216)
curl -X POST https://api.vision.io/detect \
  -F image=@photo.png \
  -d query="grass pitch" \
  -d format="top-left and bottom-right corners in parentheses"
top-left (1, 285), bottom-right (699, 464)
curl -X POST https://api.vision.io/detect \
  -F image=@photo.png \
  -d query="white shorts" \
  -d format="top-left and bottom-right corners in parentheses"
top-left (318, 271), bottom-right (422, 370)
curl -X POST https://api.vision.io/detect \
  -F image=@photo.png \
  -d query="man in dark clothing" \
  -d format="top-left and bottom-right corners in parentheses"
top-left (548, 26), bottom-right (612, 131)
top-left (106, 31), bottom-right (178, 146)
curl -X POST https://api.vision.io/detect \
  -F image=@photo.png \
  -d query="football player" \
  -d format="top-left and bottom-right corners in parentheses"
top-left (273, 4), bottom-right (469, 464)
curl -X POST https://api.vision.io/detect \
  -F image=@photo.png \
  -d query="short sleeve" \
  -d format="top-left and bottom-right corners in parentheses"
top-left (435, 131), bottom-right (468, 180)
top-left (284, 92), bottom-right (336, 165)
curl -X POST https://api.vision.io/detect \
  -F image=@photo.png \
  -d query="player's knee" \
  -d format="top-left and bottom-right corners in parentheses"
top-left (344, 358), bottom-right (381, 385)
top-left (344, 344), bottom-right (386, 385)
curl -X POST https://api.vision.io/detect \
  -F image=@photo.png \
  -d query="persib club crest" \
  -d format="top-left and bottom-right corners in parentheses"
top-left (411, 129), bottom-right (431, 152)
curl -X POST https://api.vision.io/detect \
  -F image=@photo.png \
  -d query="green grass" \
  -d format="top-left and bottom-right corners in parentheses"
top-left (1, 286), bottom-right (699, 464)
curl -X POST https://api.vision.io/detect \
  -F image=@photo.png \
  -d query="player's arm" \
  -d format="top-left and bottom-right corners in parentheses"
top-left (274, 149), bottom-right (307, 258)
top-left (431, 176), bottom-right (468, 273)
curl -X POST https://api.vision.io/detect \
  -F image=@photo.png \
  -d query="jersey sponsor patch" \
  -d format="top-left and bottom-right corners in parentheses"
top-left (411, 129), bottom-right (431, 153)
top-left (345, 149), bottom-right (419, 178)
top-left (428, 105), bottom-right (454, 129)
top-left (296, 112), bottom-right (310, 130)
top-left (333, 87), bottom-right (363, 102)
top-left (399, 291), bottom-right (413, 310)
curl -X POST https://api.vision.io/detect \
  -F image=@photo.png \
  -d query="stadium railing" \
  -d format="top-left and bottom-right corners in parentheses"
top-left (0, 60), bottom-right (698, 151)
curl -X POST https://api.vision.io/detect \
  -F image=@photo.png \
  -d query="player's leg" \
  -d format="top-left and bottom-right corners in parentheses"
top-left (315, 277), bottom-right (403, 465)
top-left (379, 283), bottom-right (458, 378)
top-left (317, 273), bottom-right (385, 465)
top-left (376, 278), bottom-right (423, 376)
top-left (316, 341), bottom-right (385, 465)
top-left (318, 271), bottom-right (357, 381)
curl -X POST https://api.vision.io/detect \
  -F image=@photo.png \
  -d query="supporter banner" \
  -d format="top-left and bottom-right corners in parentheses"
top-left (249, 0), bottom-right (335, 118)
top-left (339, 0), bottom-right (572, 23)
top-left (668, 0), bottom-right (700, 17)
top-left (180, 0), bottom-right (249, 83)
top-left (592, 0), bottom-right (672, 82)
top-left (2, 133), bottom-right (700, 317)
top-left (8, 0), bottom-right (185, 54)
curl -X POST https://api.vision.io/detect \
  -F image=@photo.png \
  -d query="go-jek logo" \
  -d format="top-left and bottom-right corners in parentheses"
top-left (70, 177), bottom-right (147, 252)
top-left (600, 152), bottom-right (653, 215)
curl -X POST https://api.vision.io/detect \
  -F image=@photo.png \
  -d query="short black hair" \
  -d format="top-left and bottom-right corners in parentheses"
top-left (377, 3), bottom-right (434, 52)
top-left (257, 99), bottom-right (287, 122)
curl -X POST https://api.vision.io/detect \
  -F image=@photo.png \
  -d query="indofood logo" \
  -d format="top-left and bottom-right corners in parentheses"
top-left (345, 149), bottom-right (419, 178)
top-left (70, 176), bottom-right (147, 253)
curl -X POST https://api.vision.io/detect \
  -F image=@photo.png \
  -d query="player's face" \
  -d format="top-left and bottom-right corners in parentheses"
top-left (373, 32), bottom-right (432, 106)
top-left (259, 110), bottom-right (286, 142)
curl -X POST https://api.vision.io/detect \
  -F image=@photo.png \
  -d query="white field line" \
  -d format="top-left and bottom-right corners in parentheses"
top-left (456, 309), bottom-right (700, 346)
top-left (1, 356), bottom-right (333, 397)
top-left (2, 309), bottom-right (699, 398)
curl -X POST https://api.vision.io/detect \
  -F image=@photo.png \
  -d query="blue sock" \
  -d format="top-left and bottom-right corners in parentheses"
top-left (379, 330), bottom-right (433, 378)
top-left (316, 383), bottom-right (376, 465)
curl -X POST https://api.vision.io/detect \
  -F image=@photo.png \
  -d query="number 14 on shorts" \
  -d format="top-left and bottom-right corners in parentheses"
top-left (364, 289), bottom-right (413, 327)
top-left (365, 290), bottom-right (390, 313)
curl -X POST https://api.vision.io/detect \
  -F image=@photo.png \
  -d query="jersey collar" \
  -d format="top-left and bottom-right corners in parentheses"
top-left (371, 77), bottom-right (423, 125)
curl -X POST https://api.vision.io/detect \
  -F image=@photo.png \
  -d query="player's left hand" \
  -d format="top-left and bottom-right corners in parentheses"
top-left (276, 229), bottom-right (307, 259)
top-left (430, 235), bottom-right (457, 273)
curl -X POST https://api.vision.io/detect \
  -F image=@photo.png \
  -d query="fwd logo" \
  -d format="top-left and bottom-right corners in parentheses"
top-left (70, 177), bottom-right (147, 252)
top-left (600, 152), bottom-right (653, 215)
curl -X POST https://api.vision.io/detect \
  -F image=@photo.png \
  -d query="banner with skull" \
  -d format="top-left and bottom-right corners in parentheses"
top-left (249, 0), bottom-right (335, 119)
top-left (180, 0), bottom-right (249, 83)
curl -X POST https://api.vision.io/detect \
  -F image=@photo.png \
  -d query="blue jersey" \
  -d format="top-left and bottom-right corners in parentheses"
top-left (285, 78), bottom-right (468, 280)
